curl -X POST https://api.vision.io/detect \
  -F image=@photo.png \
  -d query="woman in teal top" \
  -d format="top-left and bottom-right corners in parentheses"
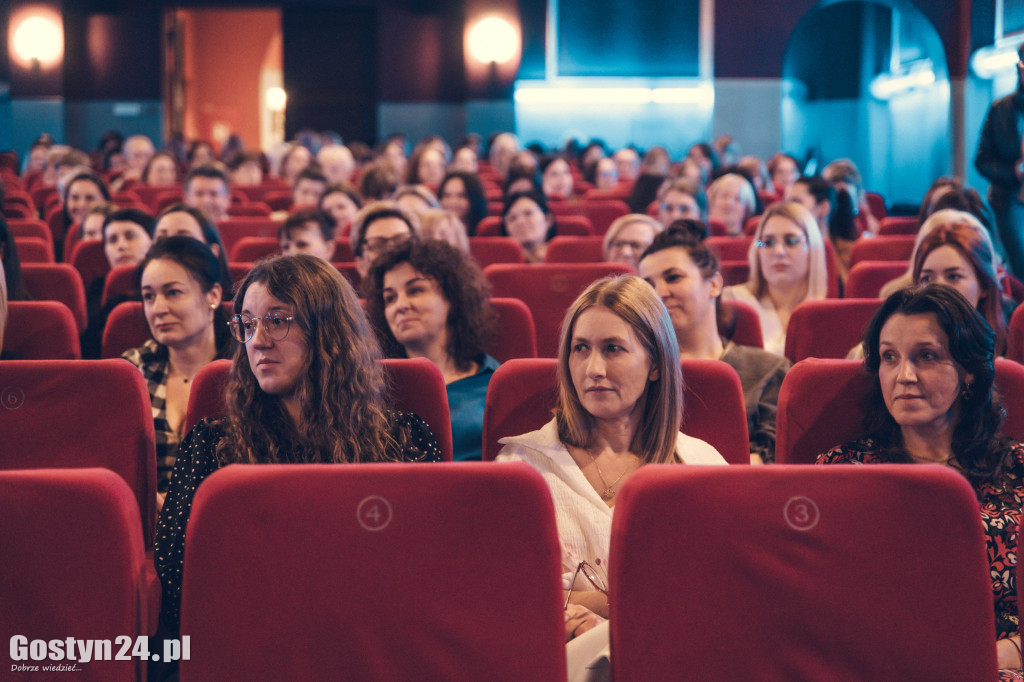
top-left (365, 239), bottom-right (499, 460)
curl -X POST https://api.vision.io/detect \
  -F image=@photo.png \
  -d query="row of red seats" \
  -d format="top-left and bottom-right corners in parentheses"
top-left (0, 429), bottom-right (1006, 677)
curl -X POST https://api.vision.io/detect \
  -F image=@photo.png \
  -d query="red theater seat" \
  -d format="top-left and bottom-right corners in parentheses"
top-left (544, 235), bottom-right (605, 263)
top-left (101, 265), bottom-right (138, 306)
top-left (216, 217), bottom-right (282, 257)
top-left (13, 236), bottom-right (54, 262)
top-left (878, 215), bottom-right (918, 235)
top-left (482, 358), bottom-right (750, 464)
top-left (21, 263), bottom-right (88, 332)
top-left (7, 218), bottom-right (50, 242)
top-left (483, 262), bottom-right (633, 357)
top-left (4, 301), bottom-right (80, 359)
top-left (850, 234), bottom-right (916, 266)
top-left (1010, 303), bottom-right (1024, 363)
top-left (0, 360), bottom-right (157, 546)
top-left (609, 464), bottom-right (995, 680)
top-left (180, 462), bottom-right (564, 679)
top-left (775, 358), bottom-right (1024, 464)
top-left (706, 235), bottom-right (754, 261)
top-left (721, 299), bottom-right (764, 348)
top-left (467, 236), bottom-right (524, 268)
top-left (487, 298), bottom-right (537, 361)
top-left (185, 358), bottom-right (455, 461)
top-left (475, 214), bottom-right (594, 237)
top-left (783, 298), bottom-right (882, 363)
top-left (1, 468), bottom-right (152, 681)
top-left (845, 260), bottom-right (907, 298)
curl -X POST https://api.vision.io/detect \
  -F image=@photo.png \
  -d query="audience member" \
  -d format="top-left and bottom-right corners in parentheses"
top-left (768, 153), bottom-right (801, 198)
top-left (818, 284), bottom-right (1024, 674)
top-left (822, 158), bottom-right (880, 236)
top-left (155, 255), bottom-right (442, 637)
top-left (318, 183), bottom-right (362, 235)
top-left (393, 184), bottom-right (440, 216)
top-left (225, 151), bottom-right (264, 187)
top-left (104, 208), bottom-right (156, 269)
top-left (639, 224), bottom-right (790, 463)
top-left (365, 240), bottom-right (498, 460)
top-left (360, 162), bottom-right (401, 201)
top-left (276, 143), bottom-right (313, 185)
top-left (449, 145), bottom-right (479, 174)
top-left (80, 203), bottom-right (117, 242)
top-left (406, 146), bottom-right (446, 188)
top-left (613, 148), bottom-right (640, 183)
top-left (279, 208), bottom-right (336, 262)
top-left (501, 189), bottom-right (557, 263)
top-left (418, 209), bottom-right (469, 255)
top-left (541, 155), bottom-right (575, 201)
top-left (185, 141), bottom-right (215, 169)
top-left (183, 164), bottom-right (231, 223)
top-left (142, 152), bottom-right (180, 187)
top-left (291, 166), bottom-right (328, 209)
top-left (438, 171), bottom-right (487, 236)
top-left (722, 202), bottom-right (828, 356)
top-left (123, 236), bottom-right (231, 504)
top-left (657, 178), bottom-right (705, 225)
top-left (62, 170), bottom-right (111, 237)
top-left (153, 204), bottom-right (233, 291)
top-left (496, 275), bottom-right (726, 623)
top-left (488, 133), bottom-right (519, 179)
top-left (119, 135), bottom-right (156, 186)
top-left (316, 144), bottom-right (356, 185)
top-left (0, 216), bottom-right (29, 301)
top-left (706, 172), bottom-right (756, 236)
top-left (350, 201), bottom-right (420, 278)
top-left (603, 214), bottom-right (662, 271)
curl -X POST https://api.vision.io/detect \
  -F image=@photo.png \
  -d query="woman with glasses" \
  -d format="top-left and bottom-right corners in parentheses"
top-left (122, 236), bottom-right (232, 507)
top-left (496, 275), bottom-right (725, 624)
top-left (155, 255), bottom-right (441, 639)
top-left (350, 201), bottom-right (420, 278)
top-left (638, 223), bottom-right (791, 464)
top-left (721, 202), bottom-right (829, 356)
top-left (602, 214), bottom-right (663, 271)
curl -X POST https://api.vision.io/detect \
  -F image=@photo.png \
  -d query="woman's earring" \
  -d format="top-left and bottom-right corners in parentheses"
top-left (962, 382), bottom-right (974, 401)
top-left (210, 303), bottom-right (217, 310)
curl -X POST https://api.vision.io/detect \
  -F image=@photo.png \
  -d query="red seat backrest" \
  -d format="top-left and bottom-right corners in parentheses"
top-left (217, 217), bottom-right (282, 257)
top-left (475, 214), bottom-right (594, 237)
top-left (4, 301), bottom-right (80, 359)
top-left (70, 238), bottom-right (112, 288)
top-left (185, 358), bottom-right (455, 461)
top-left (467, 236), bottom-right (524, 268)
top-left (101, 265), bottom-right (137, 307)
top-left (865, 191), bottom-right (887, 219)
top-left (21, 263), bottom-right (88, 332)
top-left (180, 462), bottom-right (565, 680)
top-left (1009, 302), bottom-right (1024, 364)
top-left (610, 464), bottom-right (995, 680)
top-left (482, 358), bottom-right (750, 464)
top-left (845, 260), bottom-right (907, 298)
top-left (7, 218), bottom-right (50, 242)
top-left (719, 260), bottom-right (750, 286)
top-left (721, 298), bottom-right (764, 348)
top-left (13, 236), bottom-right (54, 263)
top-left (582, 198), bottom-right (630, 235)
top-left (878, 215), bottom-right (918, 235)
top-left (706, 235), bottom-right (753, 261)
top-left (487, 298), bottom-right (537, 361)
top-left (2, 203), bottom-right (33, 219)
top-left (483, 262), bottom-right (634, 357)
top-left (226, 202), bottom-right (272, 217)
top-left (849, 235), bottom-right (916, 266)
top-left (0, 468), bottom-right (149, 682)
top-left (0, 360), bottom-right (157, 545)
top-left (783, 298), bottom-right (882, 363)
top-left (544, 235), bottom-right (605, 263)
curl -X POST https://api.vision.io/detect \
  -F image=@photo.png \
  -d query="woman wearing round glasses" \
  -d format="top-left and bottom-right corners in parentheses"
top-left (496, 275), bottom-right (726, 623)
top-left (602, 214), bottom-right (663, 271)
top-left (155, 255), bottom-right (441, 637)
top-left (721, 202), bottom-right (828, 356)
top-left (122, 236), bottom-right (232, 506)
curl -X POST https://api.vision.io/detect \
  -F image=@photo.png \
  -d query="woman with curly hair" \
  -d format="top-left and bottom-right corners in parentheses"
top-left (365, 239), bottom-right (498, 460)
top-left (155, 255), bottom-right (441, 636)
top-left (818, 284), bottom-right (1024, 676)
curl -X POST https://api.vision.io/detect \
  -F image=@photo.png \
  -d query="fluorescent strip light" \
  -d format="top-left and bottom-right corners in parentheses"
top-left (971, 44), bottom-right (1020, 79)
top-left (514, 86), bottom-right (711, 105)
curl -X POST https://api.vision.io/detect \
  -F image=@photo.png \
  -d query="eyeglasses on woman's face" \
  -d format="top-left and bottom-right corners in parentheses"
top-left (228, 313), bottom-right (295, 343)
top-left (756, 234), bottom-right (806, 250)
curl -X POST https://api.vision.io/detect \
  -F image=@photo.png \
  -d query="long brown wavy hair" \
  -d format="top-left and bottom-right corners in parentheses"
top-left (217, 255), bottom-right (408, 464)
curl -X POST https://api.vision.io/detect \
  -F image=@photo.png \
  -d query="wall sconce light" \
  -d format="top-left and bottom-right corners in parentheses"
top-left (11, 12), bottom-right (63, 70)
top-left (467, 17), bottom-right (517, 65)
top-left (971, 42), bottom-right (1023, 79)
top-left (266, 86), bottom-right (287, 113)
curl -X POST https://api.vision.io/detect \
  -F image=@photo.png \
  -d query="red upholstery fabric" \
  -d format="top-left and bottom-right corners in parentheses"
top-left (184, 358), bottom-right (455, 461)
top-left (226, 202), bottom-right (271, 217)
top-left (721, 298), bottom-right (764, 348)
top-left (775, 358), bottom-right (1024, 464)
top-left (7, 218), bottom-right (50, 241)
top-left (467, 236), bottom-right (524, 268)
top-left (101, 265), bottom-right (137, 307)
top-left (5, 301), bottom-right (80, 359)
top-left (3, 202), bottom-right (33, 219)
top-left (719, 260), bottom-right (750, 286)
top-left (865, 191), bottom-right (888, 219)
top-left (849, 234), bottom-right (916, 266)
top-left (483, 262), bottom-right (634, 357)
top-left (481, 358), bottom-right (750, 464)
top-left (878, 215), bottom-right (918, 235)
top-left (260, 189), bottom-right (294, 212)
top-left (487, 297), bottom-right (537, 361)
top-left (21, 263), bottom-right (88, 332)
top-left (13, 235), bottom-right (54, 262)
top-left (70, 239), bottom-right (112, 289)
top-left (0, 360), bottom-right (157, 545)
top-left (845, 260), bottom-right (907, 298)
top-left (131, 184), bottom-right (182, 212)
top-left (229, 236), bottom-right (280, 262)
top-left (1009, 302), bottom-right (1024, 363)
top-left (101, 302), bottom-right (150, 359)
top-left (216, 217), bottom-right (282, 257)
top-left (706, 235), bottom-right (753, 261)
top-left (544, 235), bottom-right (605, 263)
top-left (180, 463), bottom-right (564, 679)
top-left (609, 464), bottom-right (995, 680)
top-left (783, 298), bottom-right (882, 362)
top-left (582, 198), bottom-right (630, 235)
top-left (1, 468), bottom-right (150, 681)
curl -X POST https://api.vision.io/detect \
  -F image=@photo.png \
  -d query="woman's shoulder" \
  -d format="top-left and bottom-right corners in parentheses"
top-left (495, 419), bottom-right (564, 463)
top-left (816, 438), bottom-right (882, 464)
top-left (722, 342), bottom-right (792, 372)
top-left (121, 338), bottom-right (162, 368)
top-left (386, 410), bottom-right (443, 462)
top-left (676, 432), bottom-right (728, 465)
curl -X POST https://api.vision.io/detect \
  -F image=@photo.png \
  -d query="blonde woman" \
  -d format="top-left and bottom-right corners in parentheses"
top-left (602, 214), bottom-right (663, 271)
top-left (706, 172), bottom-right (757, 236)
top-left (721, 202), bottom-right (828, 356)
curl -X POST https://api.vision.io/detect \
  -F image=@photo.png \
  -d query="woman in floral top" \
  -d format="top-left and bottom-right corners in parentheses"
top-left (818, 284), bottom-right (1024, 677)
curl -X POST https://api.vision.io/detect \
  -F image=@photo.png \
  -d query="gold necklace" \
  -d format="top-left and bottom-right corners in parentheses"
top-left (587, 450), bottom-right (637, 501)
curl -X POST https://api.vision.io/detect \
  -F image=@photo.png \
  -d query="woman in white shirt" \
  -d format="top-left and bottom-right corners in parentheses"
top-left (721, 202), bottom-right (828, 356)
top-left (496, 274), bottom-right (725, 621)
